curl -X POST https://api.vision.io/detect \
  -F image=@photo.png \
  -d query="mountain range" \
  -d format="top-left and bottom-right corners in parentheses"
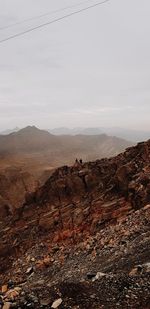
top-left (49, 127), bottom-right (150, 142)
top-left (0, 125), bottom-right (132, 164)
top-left (1, 126), bottom-right (150, 142)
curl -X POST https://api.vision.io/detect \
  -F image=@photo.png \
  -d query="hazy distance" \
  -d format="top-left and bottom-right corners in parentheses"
top-left (0, 0), bottom-right (150, 131)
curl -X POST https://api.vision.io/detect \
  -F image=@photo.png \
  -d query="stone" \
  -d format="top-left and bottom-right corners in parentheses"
top-left (51, 298), bottom-right (62, 308)
top-left (26, 267), bottom-right (34, 275)
top-left (1, 285), bottom-right (8, 293)
top-left (31, 258), bottom-right (35, 262)
top-left (14, 287), bottom-right (22, 293)
top-left (92, 272), bottom-right (106, 281)
top-left (2, 303), bottom-right (11, 309)
top-left (143, 204), bottom-right (150, 210)
top-left (4, 289), bottom-right (20, 301)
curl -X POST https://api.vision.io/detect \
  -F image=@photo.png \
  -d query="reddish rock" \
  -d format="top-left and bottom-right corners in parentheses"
top-left (0, 140), bottom-right (150, 276)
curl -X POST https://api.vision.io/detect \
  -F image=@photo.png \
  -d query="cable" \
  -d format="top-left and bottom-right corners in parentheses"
top-left (0, 0), bottom-right (96, 31)
top-left (0, 0), bottom-right (110, 45)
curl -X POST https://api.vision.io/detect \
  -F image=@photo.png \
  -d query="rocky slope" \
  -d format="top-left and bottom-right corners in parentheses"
top-left (0, 140), bottom-right (150, 308)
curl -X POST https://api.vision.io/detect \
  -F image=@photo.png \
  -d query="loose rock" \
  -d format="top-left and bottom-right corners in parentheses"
top-left (51, 298), bottom-right (63, 308)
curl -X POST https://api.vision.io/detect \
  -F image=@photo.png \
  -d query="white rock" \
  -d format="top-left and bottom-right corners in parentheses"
top-left (51, 298), bottom-right (62, 308)
top-left (26, 267), bottom-right (33, 275)
top-left (96, 272), bottom-right (106, 279)
top-left (92, 272), bottom-right (106, 281)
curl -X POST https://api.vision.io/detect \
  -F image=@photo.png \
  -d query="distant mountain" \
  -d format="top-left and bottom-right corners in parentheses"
top-left (0, 126), bottom-right (132, 161)
top-left (49, 127), bottom-right (150, 142)
top-left (1, 126), bottom-right (149, 142)
top-left (0, 126), bottom-right (60, 154)
top-left (103, 127), bottom-right (150, 143)
top-left (49, 127), bottom-right (103, 136)
top-left (0, 127), bottom-right (20, 135)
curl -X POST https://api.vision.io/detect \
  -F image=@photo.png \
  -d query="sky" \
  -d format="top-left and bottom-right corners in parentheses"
top-left (0, 0), bottom-right (150, 131)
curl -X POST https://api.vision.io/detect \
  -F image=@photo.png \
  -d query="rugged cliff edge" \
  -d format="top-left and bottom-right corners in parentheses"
top-left (0, 140), bottom-right (150, 308)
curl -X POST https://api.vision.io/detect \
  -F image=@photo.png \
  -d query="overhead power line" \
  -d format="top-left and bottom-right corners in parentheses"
top-left (0, 0), bottom-right (110, 45)
top-left (0, 0), bottom-right (97, 31)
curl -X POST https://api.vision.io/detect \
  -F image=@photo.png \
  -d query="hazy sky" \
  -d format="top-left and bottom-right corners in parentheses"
top-left (0, 0), bottom-right (150, 130)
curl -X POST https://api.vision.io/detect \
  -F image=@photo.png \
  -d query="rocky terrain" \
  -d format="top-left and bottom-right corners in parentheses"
top-left (0, 140), bottom-right (150, 308)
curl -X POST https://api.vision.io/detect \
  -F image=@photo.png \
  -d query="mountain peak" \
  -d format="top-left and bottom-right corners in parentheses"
top-left (18, 125), bottom-right (41, 133)
top-left (16, 126), bottom-right (53, 137)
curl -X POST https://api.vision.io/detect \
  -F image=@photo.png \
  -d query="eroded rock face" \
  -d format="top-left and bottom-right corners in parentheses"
top-left (0, 168), bottom-right (38, 218)
top-left (0, 141), bottom-right (149, 264)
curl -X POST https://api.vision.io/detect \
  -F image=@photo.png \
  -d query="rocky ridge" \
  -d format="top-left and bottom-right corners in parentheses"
top-left (0, 140), bottom-right (150, 308)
